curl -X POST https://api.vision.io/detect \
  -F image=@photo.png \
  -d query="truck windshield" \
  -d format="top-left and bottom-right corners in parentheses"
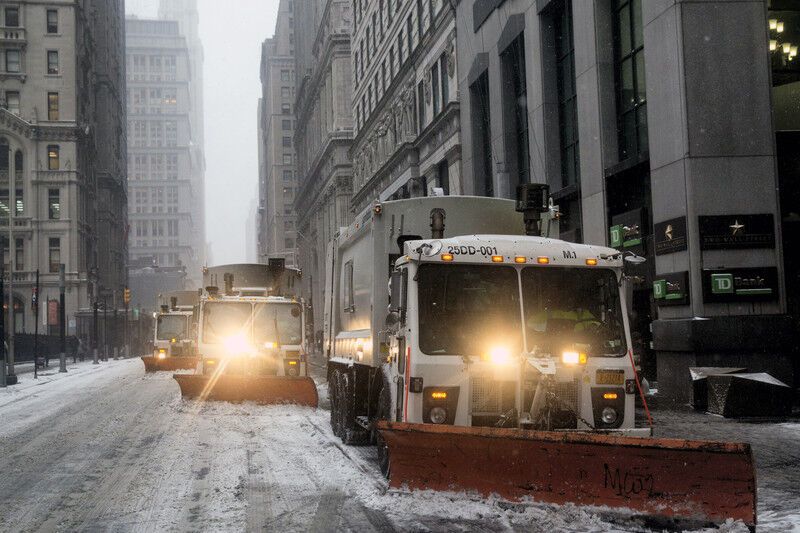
top-left (522, 267), bottom-right (626, 356)
top-left (253, 303), bottom-right (303, 346)
top-left (418, 264), bottom-right (522, 356)
top-left (202, 302), bottom-right (252, 344)
top-left (156, 315), bottom-right (188, 341)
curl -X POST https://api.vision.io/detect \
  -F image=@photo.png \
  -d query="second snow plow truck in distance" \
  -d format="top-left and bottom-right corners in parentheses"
top-left (141, 291), bottom-right (199, 372)
top-left (323, 187), bottom-right (756, 530)
top-left (173, 262), bottom-right (318, 407)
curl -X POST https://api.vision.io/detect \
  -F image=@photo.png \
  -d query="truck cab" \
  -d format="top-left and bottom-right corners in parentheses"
top-left (196, 290), bottom-right (307, 377)
top-left (385, 235), bottom-right (643, 433)
top-left (153, 309), bottom-right (195, 359)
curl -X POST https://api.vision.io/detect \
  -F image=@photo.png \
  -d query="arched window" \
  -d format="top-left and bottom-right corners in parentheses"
top-left (14, 150), bottom-right (23, 215)
top-left (0, 138), bottom-right (9, 178)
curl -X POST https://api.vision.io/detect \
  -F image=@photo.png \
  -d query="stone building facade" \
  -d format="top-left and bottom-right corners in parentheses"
top-left (0, 0), bottom-right (127, 346)
top-left (455, 0), bottom-right (799, 399)
top-left (125, 10), bottom-right (205, 289)
top-left (350, 0), bottom-right (460, 214)
top-left (258, 0), bottom-right (299, 267)
top-left (293, 0), bottom-right (355, 340)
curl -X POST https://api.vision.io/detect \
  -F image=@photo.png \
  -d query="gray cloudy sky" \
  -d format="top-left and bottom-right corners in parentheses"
top-left (126, 0), bottom-right (280, 265)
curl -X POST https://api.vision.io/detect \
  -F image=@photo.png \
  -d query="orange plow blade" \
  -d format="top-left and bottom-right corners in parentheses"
top-left (173, 374), bottom-right (318, 407)
top-left (378, 422), bottom-right (756, 529)
top-left (141, 356), bottom-right (198, 372)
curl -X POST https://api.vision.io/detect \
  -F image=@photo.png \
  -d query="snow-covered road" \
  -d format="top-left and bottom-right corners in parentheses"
top-left (0, 358), bottom-right (794, 532)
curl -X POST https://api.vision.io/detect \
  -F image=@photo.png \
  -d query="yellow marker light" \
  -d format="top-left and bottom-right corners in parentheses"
top-left (288, 360), bottom-right (298, 366)
top-left (514, 256), bottom-right (527, 264)
top-left (171, 338), bottom-right (177, 343)
top-left (586, 258), bottom-right (598, 266)
top-left (441, 253), bottom-right (454, 262)
top-left (562, 351), bottom-right (588, 365)
top-left (486, 345), bottom-right (512, 365)
top-left (491, 255), bottom-right (504, 263)
top-left (431, 391), bottom-right (447, 400)
top-left (603, 392), bottom-right (619, 400)
top-left (264, 341), bottom-right (278, 349)
top-left (206, 360), bottom-right (216, 365)
top-left (537, 256), bottom-right (550, 265)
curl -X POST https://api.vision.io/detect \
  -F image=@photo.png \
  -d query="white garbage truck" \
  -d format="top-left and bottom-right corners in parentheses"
top-left (321, 188), bottom-right (758, 530)
top-left (324, 190), bottom-right (649, 444)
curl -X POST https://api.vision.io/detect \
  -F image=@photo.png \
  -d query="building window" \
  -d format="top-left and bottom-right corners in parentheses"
top-left (281, 103), bottom-right (291, 114)
top-left (47, 9), bottom-right (58, 33)
top-left (283, 136), bottom-right (292, 147)
top-left (397, 31), bottom-right (404, 65)
top-left (283, 170), bottom-right (292, 182)
top-left (15, 238), bottom-right (23, 270)
top-left (283, 154), bottom-right (292, 164)
top-left (502, 34), bottom-right (530, 187)
top-left (440, 54), bottom-right (449, 105)
top-left (47, 50), bottom-right (59, 75)
top-left (281, 69), bottom-right (291, 82)
top-left (613, 0), bottom-right (647, 160)
top-left (431, 63), bottom-right (440, 116)
top-left (47, 145), bottom-right (59, 170)
top-left (417, 0), bottom-right (424, 39)
top-left (4, 7), bottom-right (19, 27)
top-left (48, 189), bottom-right (60, 219)
top-left (47, 92), bottom-right (59, 121)
top-left (5, 91), bottom-right (20, 115)
top-left (407, 15), bottom-right (413, 53)
top-left (417, 81), bottom-right (425, 132)
top-left (555, 3), bottom-right (579, 186)
top-left (282, 119), bottom-right (291, 130)
top-left (49, 238), bottom-right (61, 273)
top-left (5, 50), bottom-right (21, 73)
top-left (470, 72), bottom-right (493, 196)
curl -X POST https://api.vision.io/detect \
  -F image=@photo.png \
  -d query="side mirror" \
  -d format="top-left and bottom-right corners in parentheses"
top-left (389, 271), bottom-right (403, 313)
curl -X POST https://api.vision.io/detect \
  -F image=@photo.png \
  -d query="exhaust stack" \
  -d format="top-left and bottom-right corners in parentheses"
top-left (430, 208), bottom-right (446, 239)
top-left (516, 183), bottom-right (550, 237)
top-left (223, 273), bottom-right (234, 296)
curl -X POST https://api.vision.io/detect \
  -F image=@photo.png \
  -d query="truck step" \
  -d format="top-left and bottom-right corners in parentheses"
top-left (355, 416), bottom-right (371, 431)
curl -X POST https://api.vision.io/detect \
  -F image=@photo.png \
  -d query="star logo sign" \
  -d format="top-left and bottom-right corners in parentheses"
top-left (729, 220), bottom-right (745, 235)
top-left (665, 224), bottom-right (673, 241)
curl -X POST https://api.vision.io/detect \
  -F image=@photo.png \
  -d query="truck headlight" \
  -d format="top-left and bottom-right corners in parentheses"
top-left (429, 406), bottom-right (447, 424)
top-left (223, 334), bottom-right (252, 356)
top-left (484, 345), bottom-right (512, 365)
top-left (601, 406), bottom-right (618, 424)
top-left (562, 351), bottom-right (587, 365)
top-left (157, 349), bottom-right (166, 359)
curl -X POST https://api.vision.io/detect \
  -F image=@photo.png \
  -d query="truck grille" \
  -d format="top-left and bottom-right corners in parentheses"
top-left (554, 381), bottom-right (578, 412)
top-left (470, 376), bottom-right (516, 416)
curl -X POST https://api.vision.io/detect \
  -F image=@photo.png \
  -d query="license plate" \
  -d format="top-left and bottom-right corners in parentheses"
top-left (596, 369), bottom-right (625, 385)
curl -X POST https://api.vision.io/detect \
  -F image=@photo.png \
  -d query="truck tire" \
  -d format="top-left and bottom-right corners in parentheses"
top-left (374, 377), bottom-right (392, 478)
top-left (339, 369), bottom-right (368, 445)
top-left (329, 368), bottom-right (343, 438)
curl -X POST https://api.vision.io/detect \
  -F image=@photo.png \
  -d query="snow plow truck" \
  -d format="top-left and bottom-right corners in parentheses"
top-left (141, 291), bottom-right (199, 372)
top-left (173, 262), bottom-right (318, 406)
top-left (323, 187), bottom-right (756, 530)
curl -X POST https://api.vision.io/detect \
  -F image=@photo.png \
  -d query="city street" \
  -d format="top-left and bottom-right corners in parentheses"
top-left (0, 357), bottom-right (797, 532)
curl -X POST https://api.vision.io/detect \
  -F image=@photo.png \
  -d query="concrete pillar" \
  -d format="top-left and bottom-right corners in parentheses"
top-left (643, 1), bottom-right (789, 403)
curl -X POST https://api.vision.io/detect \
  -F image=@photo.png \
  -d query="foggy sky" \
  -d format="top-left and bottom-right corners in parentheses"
top-left (126, 0), bottom-right (280, 265)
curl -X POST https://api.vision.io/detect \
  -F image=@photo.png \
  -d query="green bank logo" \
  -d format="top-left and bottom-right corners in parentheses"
top-left (610, 225), bottom-right (623, 248)
top-left (711, 273), bottom-right (734, 294)
top-left (653, 280), bottom-right (666, 299)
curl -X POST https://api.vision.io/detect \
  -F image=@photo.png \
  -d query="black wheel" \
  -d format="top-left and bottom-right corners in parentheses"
top-left (374, 379), bottom-right (392, 478)
top-left (338, 371), bottom-right (363, 444)
top-left (329, 368), bottom-right (343, 437)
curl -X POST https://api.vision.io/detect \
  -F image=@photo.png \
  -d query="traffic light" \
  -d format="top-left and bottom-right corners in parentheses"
top-left (123, 287), bottom-right (131, 305)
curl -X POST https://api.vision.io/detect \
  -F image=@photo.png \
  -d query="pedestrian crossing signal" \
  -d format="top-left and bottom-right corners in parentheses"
top-left (123, 288), bottom-right (131, 305)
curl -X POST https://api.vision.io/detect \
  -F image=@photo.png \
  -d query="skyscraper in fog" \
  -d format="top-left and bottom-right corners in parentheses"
top-left (125, 0), bottom-right (205, 290)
